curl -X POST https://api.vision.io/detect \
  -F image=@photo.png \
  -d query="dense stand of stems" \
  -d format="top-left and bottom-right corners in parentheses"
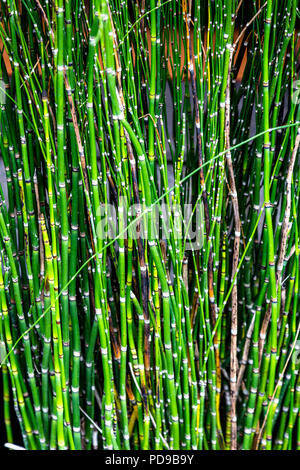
top-left (0, 0), bottom-right (299, 450)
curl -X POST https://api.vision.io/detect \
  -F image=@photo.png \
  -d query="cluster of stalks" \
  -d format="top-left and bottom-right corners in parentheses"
top-left (0, 0), bottom-right (299, 450)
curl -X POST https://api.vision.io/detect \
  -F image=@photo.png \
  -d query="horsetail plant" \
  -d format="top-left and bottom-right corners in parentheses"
top-left (0, 0), bottom-right (299, 451)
